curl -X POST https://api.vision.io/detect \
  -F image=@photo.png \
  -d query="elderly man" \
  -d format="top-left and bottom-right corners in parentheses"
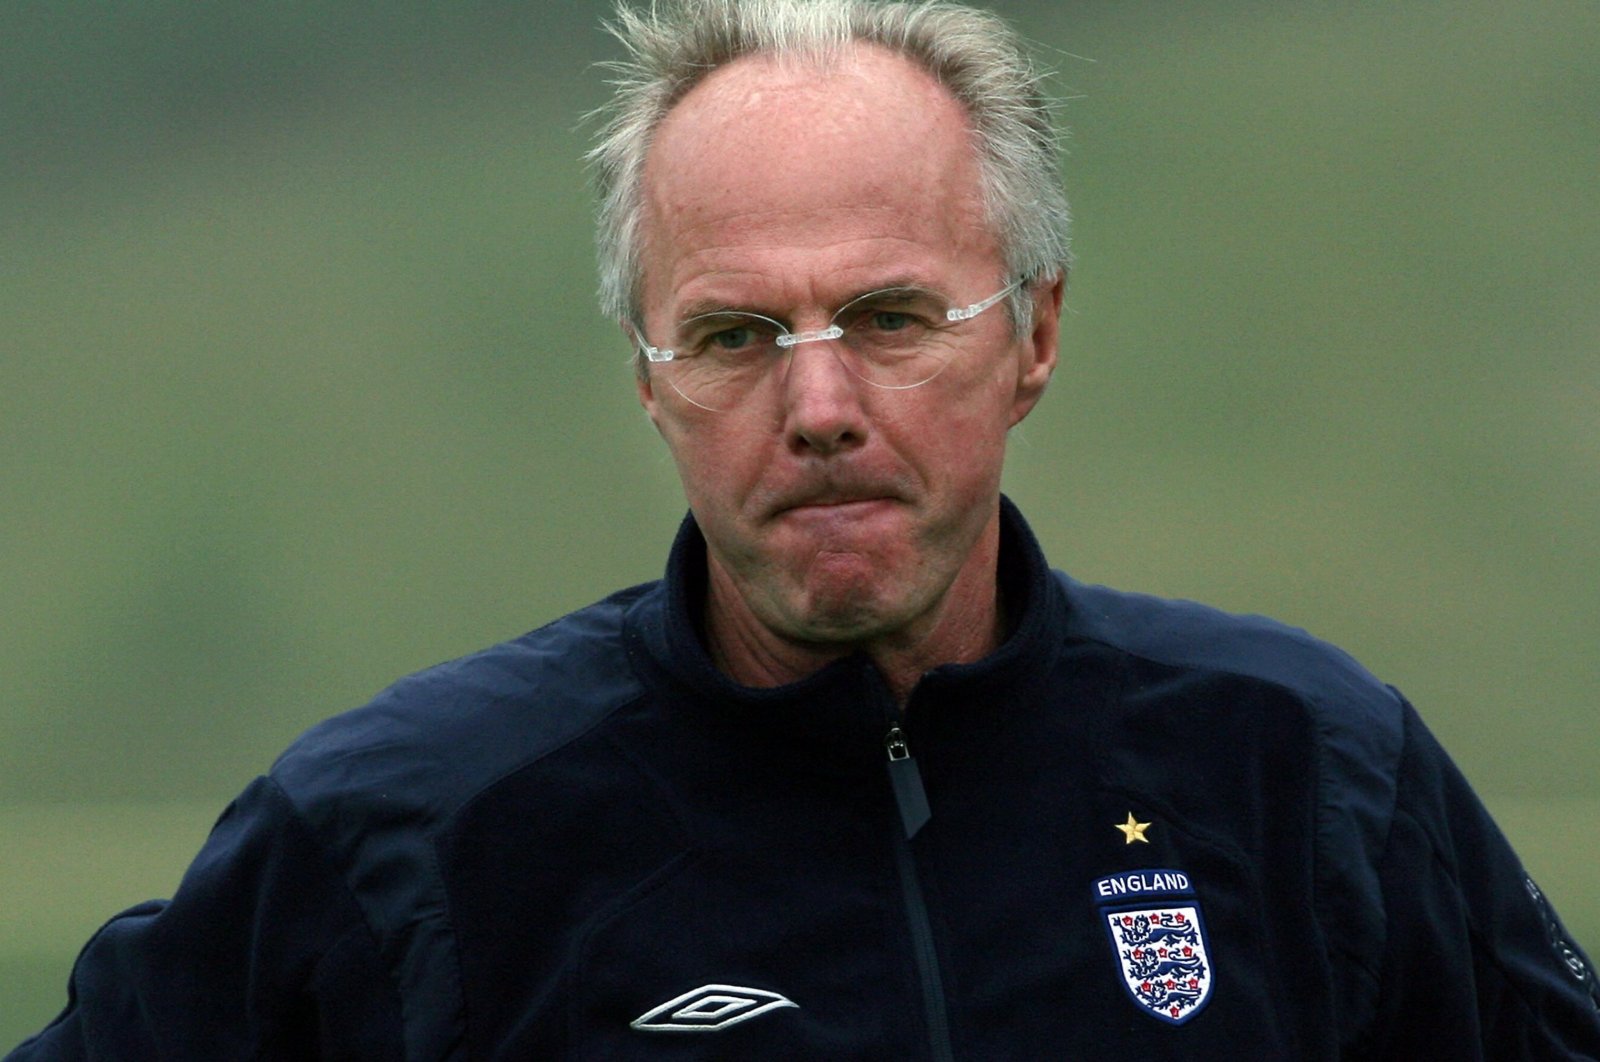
top-left (10, 0), bottom-right (1599, 1058)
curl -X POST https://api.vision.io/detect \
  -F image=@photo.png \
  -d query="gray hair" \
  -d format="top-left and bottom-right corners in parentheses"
top-left (587, 0), bottom-right (1072, 340)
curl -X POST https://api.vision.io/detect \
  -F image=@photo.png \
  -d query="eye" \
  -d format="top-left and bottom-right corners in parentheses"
top-left (835, 288), bottom-right (944, 337)
top-left (710, 326), bottom-right (756, 350)
top-left (681, 313), bottom-right (780, 357)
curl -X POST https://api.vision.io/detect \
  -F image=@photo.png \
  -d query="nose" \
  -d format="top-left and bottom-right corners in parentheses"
top-left (778, 338), bottom-right (869, 456)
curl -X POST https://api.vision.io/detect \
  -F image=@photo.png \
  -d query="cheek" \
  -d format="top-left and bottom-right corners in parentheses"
top-left (659, 418), bottom-right (762, 510)
top-left (917, 383), bottom-right (1012, 467)
top-left (916, 419), bottom-right (1011, 515)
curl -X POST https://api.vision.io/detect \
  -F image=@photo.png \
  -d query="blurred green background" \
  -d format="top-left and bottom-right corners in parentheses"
top-left (3, 0), bottom-right (1596, 1042)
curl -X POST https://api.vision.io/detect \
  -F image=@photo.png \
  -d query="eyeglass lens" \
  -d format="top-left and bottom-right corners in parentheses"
top-left (655, 287), bottom-right (985, 411)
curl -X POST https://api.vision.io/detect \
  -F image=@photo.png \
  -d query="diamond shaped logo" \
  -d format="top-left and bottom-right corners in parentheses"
top-left (630, 984), bottom-right (799, 1032)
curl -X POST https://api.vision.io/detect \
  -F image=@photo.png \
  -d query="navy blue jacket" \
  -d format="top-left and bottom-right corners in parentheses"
top-left (11, 500), bottom-right (1600, 1059)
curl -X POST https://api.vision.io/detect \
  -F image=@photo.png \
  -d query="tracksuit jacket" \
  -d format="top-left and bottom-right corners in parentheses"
top-left (11, 499), bottom-right (1600, 1059)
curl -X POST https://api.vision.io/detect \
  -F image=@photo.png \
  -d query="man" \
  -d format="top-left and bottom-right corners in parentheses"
top-left (10, 0), bottom-right (1599, 1058)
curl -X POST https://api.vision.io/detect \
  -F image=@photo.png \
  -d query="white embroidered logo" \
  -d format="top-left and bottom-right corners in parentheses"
top-left (630, 984), bottom-right (799, 1032)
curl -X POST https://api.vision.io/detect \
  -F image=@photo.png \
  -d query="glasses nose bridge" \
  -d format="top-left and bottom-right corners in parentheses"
top-left (769, 302), bottom-right (850, 379)
top-left (771, 316), bottom-right (871, 396)
top-left (775, 322), bottom-right (845, 350)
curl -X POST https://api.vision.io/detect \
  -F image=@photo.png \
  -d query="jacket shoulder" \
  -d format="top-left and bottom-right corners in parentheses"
top-left (257, 583), bottom-right (659, 1056)
top-left (271, 580), bottom-right (655, 834)
top-left (1058, 572), bottom-right (1392, 713)
top-left (1056, 572), bottom-right (1404, 1031)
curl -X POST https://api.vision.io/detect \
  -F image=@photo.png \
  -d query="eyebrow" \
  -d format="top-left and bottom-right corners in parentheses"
top-left (672, 276), bottom-right (947, 326)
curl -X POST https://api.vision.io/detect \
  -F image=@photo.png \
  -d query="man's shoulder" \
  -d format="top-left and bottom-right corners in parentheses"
top-left (1055, 570), bottom-right (1401, 726)
top-left (270, 580), bottom-right (659, 824)
top-left (1054, 570), bottom-right (1406, 1019)
top-left (1052, 570), bottom-right (1408, 863)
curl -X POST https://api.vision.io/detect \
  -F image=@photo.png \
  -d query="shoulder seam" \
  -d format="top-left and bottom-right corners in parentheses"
top-left (258, 775), bottom-right (406, 1041)
top-left (1386, 800), bottom-right (1566, 1045)
top-left (1314, 691), bottom-right (1390, 993)
top-left (443, 687), bottom-right (650, 832)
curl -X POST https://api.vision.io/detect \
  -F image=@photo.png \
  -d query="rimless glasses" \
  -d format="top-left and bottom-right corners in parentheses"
top-left (636, 279), bottom-right (1024, 412)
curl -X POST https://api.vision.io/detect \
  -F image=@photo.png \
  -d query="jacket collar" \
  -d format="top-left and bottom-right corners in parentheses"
top-left (623, 496), bottom-right (1067, 767)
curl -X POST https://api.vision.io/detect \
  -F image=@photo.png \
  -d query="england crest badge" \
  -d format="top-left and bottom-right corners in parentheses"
top-left (1094, 869), bottom-right (1214, 1025)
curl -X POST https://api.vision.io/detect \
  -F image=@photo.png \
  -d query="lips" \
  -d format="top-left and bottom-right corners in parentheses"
top-left (784, 494), bottom-right (884, 511)
top-left (768, 483), bottom-right (901, 519)
top-left (757, 462), bottom-right (915, 525)
top-left (786, 497), bottom-right (889, 517)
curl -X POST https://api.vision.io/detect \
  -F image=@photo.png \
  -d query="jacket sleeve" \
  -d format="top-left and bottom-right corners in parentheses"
top-left (4, 776), bottom-right (403, 1061)
top-left (1354, 700), bottom-right (1600, 1059)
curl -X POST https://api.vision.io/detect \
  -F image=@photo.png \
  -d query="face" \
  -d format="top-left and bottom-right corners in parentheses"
top-left (635, 46), bottom-right (1060, 658)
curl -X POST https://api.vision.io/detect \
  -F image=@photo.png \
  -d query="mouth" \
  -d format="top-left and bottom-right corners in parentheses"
top-left (764, 471), bottom-right (908, 523)
top-left (774, 495), bottom-right (897, 523)
top-left (787, 494), bottom-right (882, 509)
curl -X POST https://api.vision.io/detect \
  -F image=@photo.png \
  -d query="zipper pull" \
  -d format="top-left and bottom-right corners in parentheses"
top-left (885, 725), bottom-right (932, 839)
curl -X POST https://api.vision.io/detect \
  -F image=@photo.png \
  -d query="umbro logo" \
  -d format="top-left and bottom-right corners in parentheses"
top-left (630, 984), bottom-right (799, 1032)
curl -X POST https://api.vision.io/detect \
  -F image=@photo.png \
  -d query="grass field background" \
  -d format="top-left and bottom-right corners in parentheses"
top-left (3, 0), bottom-right (1597, 1043)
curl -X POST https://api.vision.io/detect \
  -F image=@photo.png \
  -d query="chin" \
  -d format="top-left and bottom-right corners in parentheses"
top-left (783, 583), bottom-right (917, 646)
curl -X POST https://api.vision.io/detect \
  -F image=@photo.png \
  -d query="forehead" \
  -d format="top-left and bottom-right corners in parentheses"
top-left (639, 46), bottom-right (997, 315)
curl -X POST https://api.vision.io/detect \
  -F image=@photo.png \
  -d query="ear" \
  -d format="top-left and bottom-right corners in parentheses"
top-left (1009, 272), bottom-right (1064, 427)
top-left (636, 371), bottom-right (662, 427)
top-left (626, 320), bottom-right (667, 434)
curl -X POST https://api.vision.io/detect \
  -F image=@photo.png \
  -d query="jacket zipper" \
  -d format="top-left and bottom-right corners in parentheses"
top-left (885, 725), bottom-right (955, 1062)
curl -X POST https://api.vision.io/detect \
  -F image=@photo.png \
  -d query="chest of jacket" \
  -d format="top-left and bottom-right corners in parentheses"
top-left (431, 669), bottom-right (1334, 1059)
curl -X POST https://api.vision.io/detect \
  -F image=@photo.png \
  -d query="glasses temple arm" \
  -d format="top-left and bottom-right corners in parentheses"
top-left (946, 278), bottom-right (1025, 322)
